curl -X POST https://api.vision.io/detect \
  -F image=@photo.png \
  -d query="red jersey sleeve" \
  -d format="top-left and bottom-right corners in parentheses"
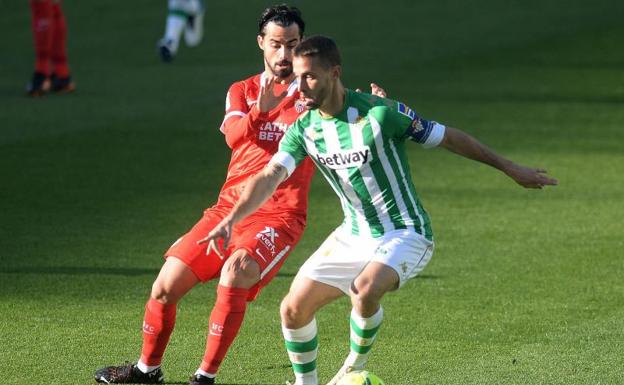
top-left (220, 80), bottom-right (269, 149)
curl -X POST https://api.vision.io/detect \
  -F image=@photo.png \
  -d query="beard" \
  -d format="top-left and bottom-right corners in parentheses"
top-left (302, 90), bottom-right (325, 110)
top-left (301, 85), bottom-right (329, 110)
top-left (302, 98), bottom-right (320, 110)
top-left (267, 58), bottom-right (293, 79)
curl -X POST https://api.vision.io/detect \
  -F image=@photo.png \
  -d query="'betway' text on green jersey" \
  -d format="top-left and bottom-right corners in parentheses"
top-left (272, 89), bottom-right (446, 240)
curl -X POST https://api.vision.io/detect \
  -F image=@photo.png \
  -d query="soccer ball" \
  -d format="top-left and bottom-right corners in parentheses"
top-left (336, 370), bottom-right (385, 385)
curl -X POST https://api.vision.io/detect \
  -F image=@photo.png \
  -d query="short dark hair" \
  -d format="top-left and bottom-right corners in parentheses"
top-left (293, 35), bottom-right (341, 68)
top-left (258, 4), bottom-right (305, 38)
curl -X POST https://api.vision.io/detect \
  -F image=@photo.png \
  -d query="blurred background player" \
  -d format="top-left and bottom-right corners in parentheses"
top-left (158, 0), bottom-right (205, 62)
top-left (27, 0), bottom-right (75, 96)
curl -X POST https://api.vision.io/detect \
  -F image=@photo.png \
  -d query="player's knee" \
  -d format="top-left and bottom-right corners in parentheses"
top-left (220, 252), bottom-right (260, 288)
top-left (350, 279), bottom-right (384, 309)
top-left (280, 295), bottom-right (310, 328)
top-left (150, 280), bottom-right (178, 305)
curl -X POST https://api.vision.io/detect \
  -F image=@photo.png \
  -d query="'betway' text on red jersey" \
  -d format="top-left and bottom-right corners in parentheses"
top-left (215, 73), bottom-right (314, 218)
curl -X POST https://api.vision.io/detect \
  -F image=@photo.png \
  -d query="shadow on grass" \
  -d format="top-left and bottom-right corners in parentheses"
top-left (415, 274), bottom-right (439, 279)
top-left (0, 266), bottom-right (298, 278)
top-left (164, 382), bottom-right (284, 385)
top-left (1, 266), bottom-right (160, 276)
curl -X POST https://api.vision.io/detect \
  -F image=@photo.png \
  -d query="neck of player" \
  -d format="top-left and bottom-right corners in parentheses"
top-left (319, 81), bottom-right (345, 119)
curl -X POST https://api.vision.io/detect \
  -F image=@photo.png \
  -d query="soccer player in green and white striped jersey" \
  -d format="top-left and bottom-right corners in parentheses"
top-left (202, 36), bottom-right (557, 385)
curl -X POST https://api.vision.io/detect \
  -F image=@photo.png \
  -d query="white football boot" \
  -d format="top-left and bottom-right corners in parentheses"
top-left (326, 364), bottom-right (361, 385)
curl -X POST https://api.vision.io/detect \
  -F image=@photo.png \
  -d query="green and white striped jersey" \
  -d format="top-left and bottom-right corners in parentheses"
top-left (272, 89), bottom-right (445, 240)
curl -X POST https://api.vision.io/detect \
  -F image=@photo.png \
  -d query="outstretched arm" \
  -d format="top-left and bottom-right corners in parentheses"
top-left (439, 126), bottom-right (558, 189)
top-left (197, 162), bottom-right (289, 256)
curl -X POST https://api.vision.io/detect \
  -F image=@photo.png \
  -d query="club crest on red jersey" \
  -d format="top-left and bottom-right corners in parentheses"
top-left (295, 99), bottom-right (305, 113)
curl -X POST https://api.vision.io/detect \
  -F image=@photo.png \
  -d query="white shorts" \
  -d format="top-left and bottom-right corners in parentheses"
top-left (297, 225), bottom-right (434, 294)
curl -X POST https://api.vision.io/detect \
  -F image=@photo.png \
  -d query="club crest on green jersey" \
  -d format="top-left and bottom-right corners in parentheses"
top-left (411, 118), bottom-right (425, 133)
top-left (353, 114), bottom-right (367, 129)
top-left (304, 126), bottom-right (322, 142)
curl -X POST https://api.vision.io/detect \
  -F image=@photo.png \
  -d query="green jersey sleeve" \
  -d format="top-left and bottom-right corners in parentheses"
top-left (270, 119), bottom-right (308, 177)
top-left (382, 100), bottom-right (446, 148)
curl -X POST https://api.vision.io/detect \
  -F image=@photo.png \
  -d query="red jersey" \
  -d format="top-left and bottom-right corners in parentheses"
top-left (215, 73), bottom-right (314, 218)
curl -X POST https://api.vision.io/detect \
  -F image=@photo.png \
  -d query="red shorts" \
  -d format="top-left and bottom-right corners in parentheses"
top-left (164, 207), bottom-right (305, 301)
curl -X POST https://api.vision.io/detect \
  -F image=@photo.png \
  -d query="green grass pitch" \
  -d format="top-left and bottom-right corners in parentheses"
top-left (1, 1), bottom-right (623, 384)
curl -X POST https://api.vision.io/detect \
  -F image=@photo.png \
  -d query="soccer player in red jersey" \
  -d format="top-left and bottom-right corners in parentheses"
top-left (96, 5), bottom-right (316, 385)
top-left (27, 0), bottom-right (75, 96)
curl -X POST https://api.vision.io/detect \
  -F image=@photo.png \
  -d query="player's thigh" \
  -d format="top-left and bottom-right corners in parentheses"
top-left (164, 208), bottom-right (230, 282)
top-left (219, 249), bottom-right (261, 288)
top-left (296, 226), bottom-right (373, 295)
top-left (368, 229), bottom-right (434, 289)
top-left (151, 256), bottom-right (200, 303)
top-left (229, 214), bottom-right (306, 300)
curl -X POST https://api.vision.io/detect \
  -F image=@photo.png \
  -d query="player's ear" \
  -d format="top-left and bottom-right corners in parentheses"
top-left (257, 35), bottom-right (264, 50)
top-left (332, 65), bottom-right (342, 79)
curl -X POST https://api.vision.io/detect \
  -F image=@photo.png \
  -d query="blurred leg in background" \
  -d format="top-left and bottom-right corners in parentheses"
top-left (27, 0), bottom-right (74, 96)
top-left (158, 0), bottom-right (205, 62)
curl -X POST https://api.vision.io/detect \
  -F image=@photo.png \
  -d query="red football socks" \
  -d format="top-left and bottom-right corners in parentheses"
top-left (30, 0), bottom-right (53, 75)
top-left (51, 1), bottom-right (70, 78)
top-left (139, 298), bottom-right (177, 366)
top-left (200, 285), bottom-right (249, 374)
top-left (30, 0), bottom-right (71, 78)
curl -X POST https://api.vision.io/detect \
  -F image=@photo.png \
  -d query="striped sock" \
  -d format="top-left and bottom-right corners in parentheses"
top-left (345, 307), bottom-right (383, 369)
top-left (282, 319), bottom-right (318, 385)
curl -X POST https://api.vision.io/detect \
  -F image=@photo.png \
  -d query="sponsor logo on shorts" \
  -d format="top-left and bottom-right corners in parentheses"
top-left (374, 245), bottom-right (388, 255)
top-left (255, 248), bottom-right (267, 262)
top-left (256, 227), bottom-right (279, 256)
top-left (400, 261), bottom-right (409, 274)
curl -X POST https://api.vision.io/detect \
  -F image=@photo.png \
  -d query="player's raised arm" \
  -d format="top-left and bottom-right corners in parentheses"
top-left (197, 162), bottom-right (289, 255)
top-left (221, 76), bottom-right (288, 149)
top-left (439, 126), bottom-right (558, 189)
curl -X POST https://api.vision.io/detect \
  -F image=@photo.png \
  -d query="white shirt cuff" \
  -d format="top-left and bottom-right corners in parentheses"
top-left (422, 123), bottom-right (446, 148)
top-left (270, 151), bottom-right (297, 177)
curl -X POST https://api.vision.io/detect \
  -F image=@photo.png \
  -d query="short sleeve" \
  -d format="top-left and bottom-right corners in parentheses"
top-left (219, 82), bottom-right (249, 133)
top-left (270, 121), bottom-right (308, 177)
top-left (384, 101), bottom-right (446, 148)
